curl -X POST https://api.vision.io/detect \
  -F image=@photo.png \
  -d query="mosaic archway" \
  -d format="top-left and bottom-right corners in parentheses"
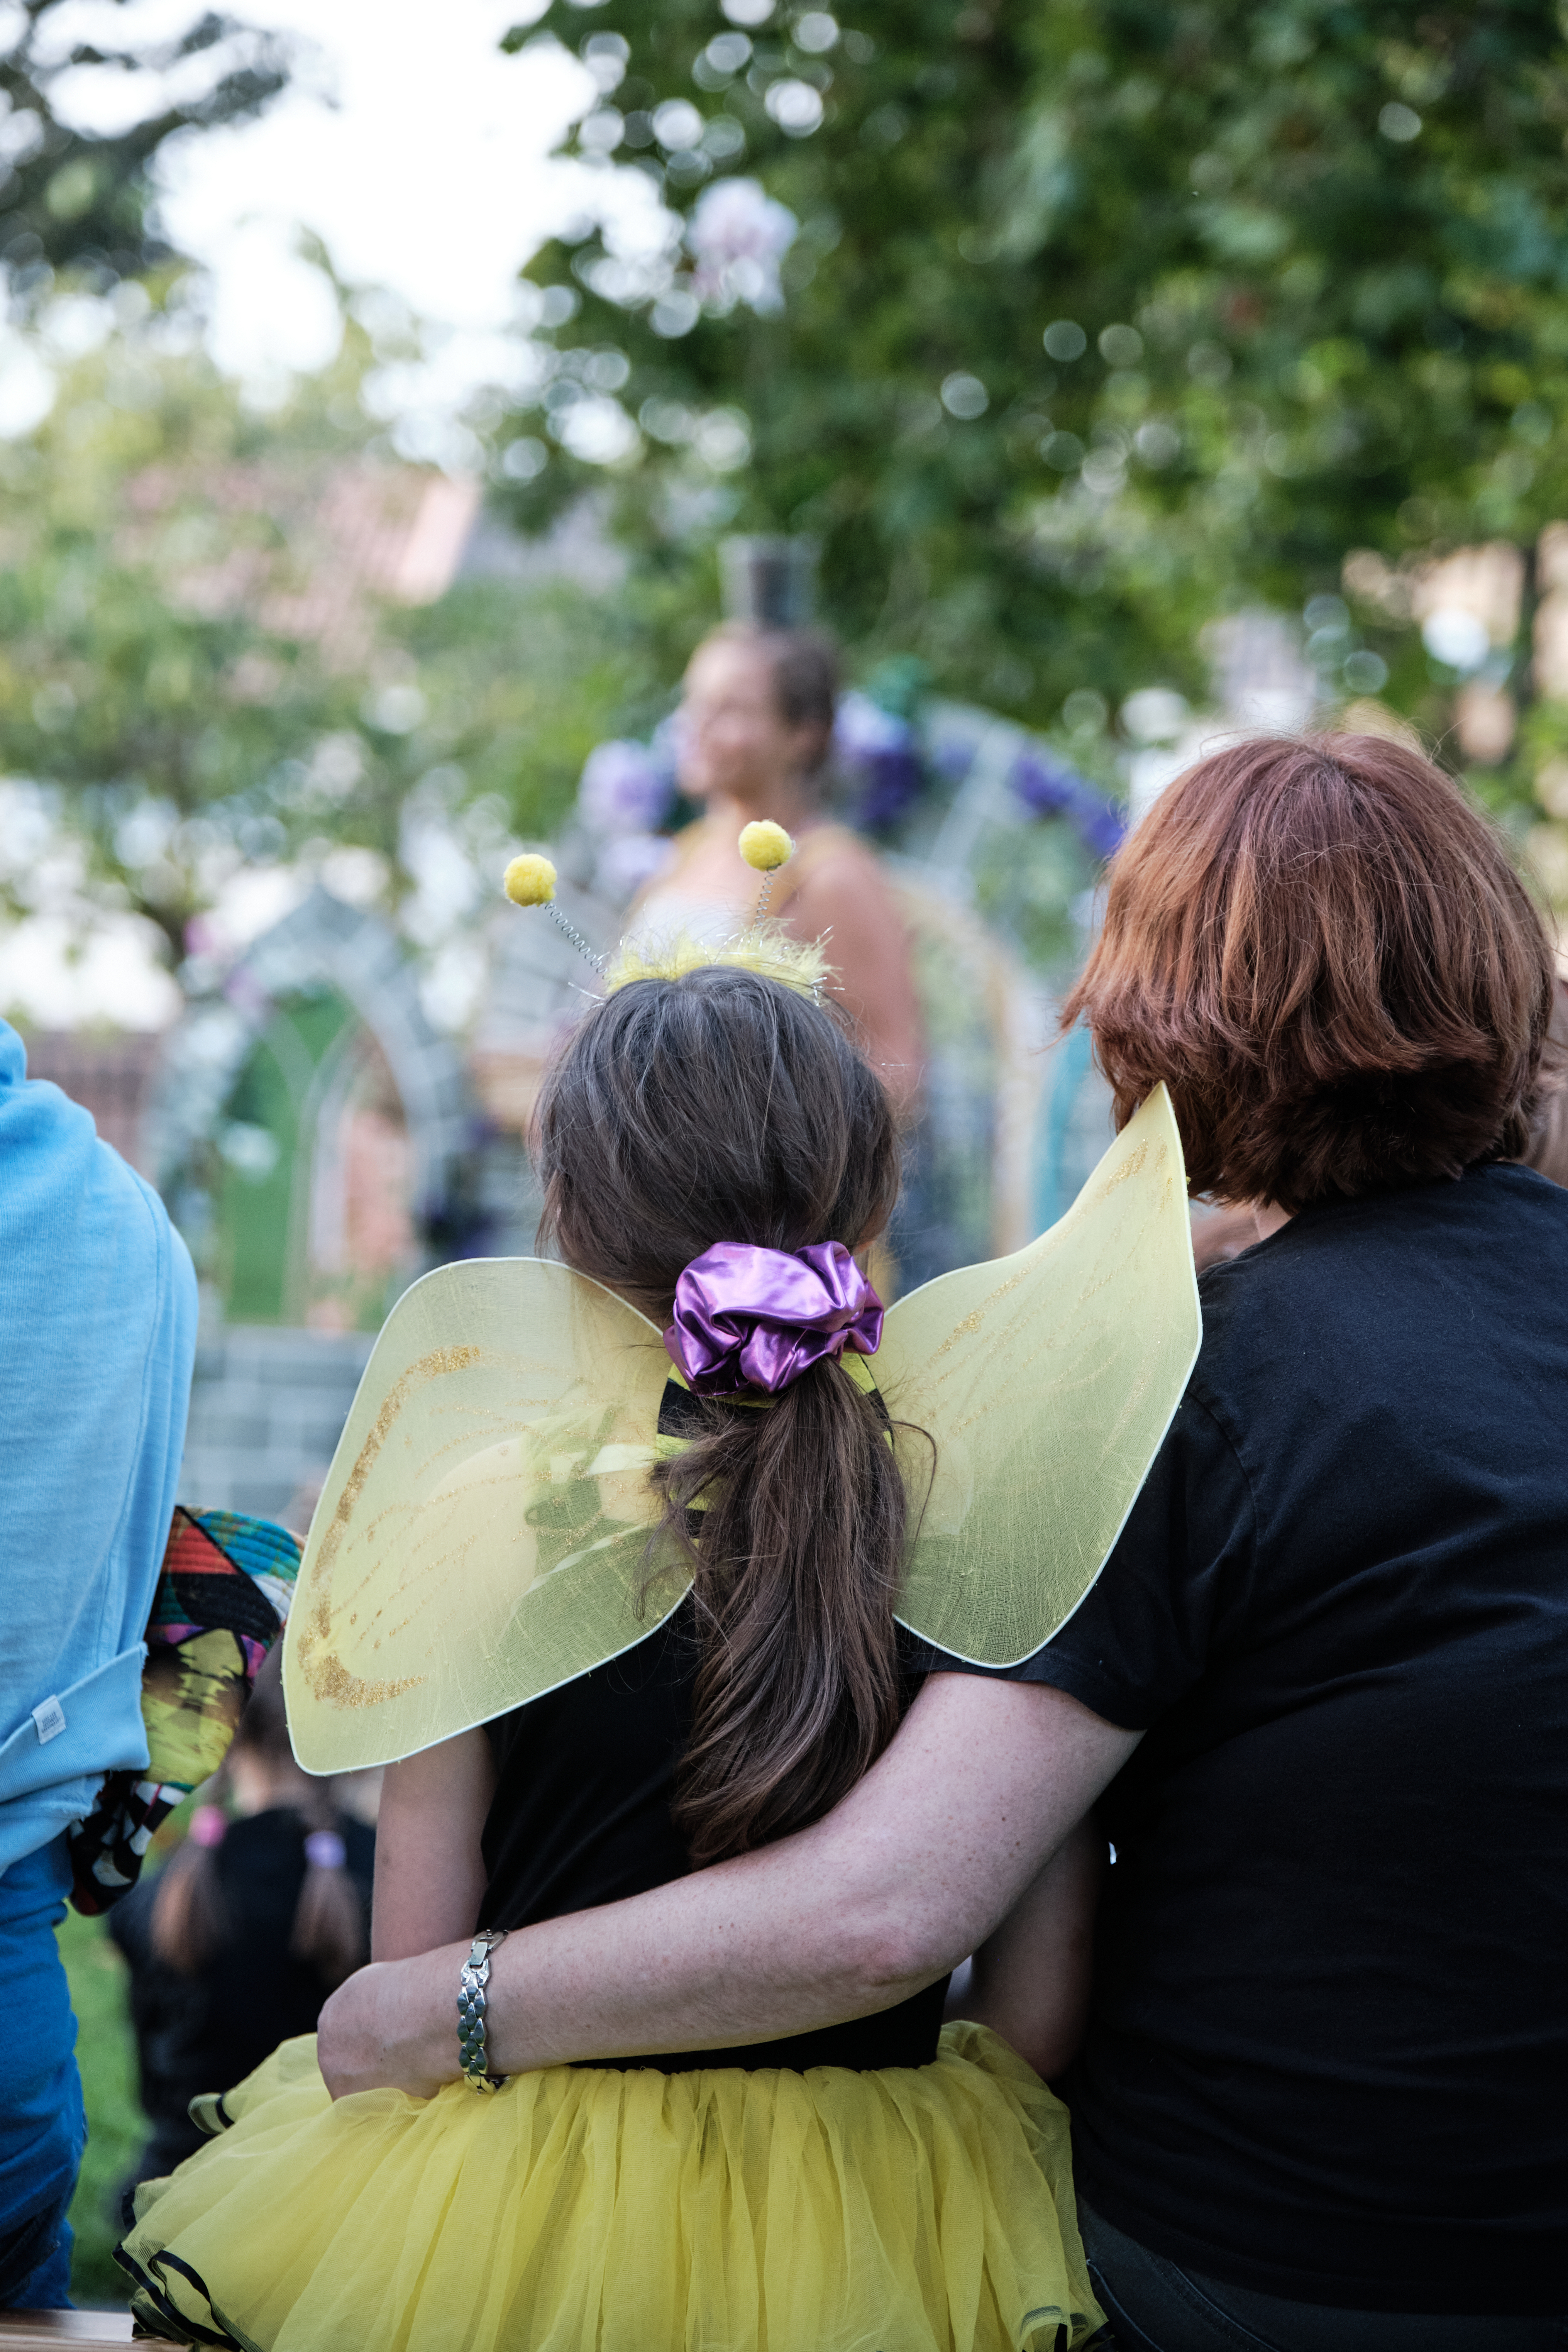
top-left (144, 888), bottom-right (476, 1330)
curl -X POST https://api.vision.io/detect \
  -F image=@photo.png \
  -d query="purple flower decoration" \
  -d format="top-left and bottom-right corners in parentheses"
top-left (687, 178), bottom-right (799, 316)
top-left (1075, 796), bottom-right (1128, 861)
top-left (579, 739), bottom-right (676, 836)
top-left (1011, 748), bottom-right (1077, 819)
top-left (834, 690), bottom-right (908, 764)
top-left (1011, 746), bottom-right (1126, 861)
top-left (834, 691), bottom-right (926, 833)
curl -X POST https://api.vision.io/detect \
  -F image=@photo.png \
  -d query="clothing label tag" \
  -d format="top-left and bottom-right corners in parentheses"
top-left (32, 1695), bottom-right (66, 1744)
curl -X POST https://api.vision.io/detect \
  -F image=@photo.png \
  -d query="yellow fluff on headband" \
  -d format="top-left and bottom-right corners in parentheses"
top-left (603, 925), bottom-right (830, 999)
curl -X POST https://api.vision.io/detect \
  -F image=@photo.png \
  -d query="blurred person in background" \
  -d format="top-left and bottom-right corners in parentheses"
top-left (110, 1654), bottom-right (373, 2196)
top-left (1188, 1201), bottom-right (1264, 1272)
top-left (635, 623), bottom-right (924, 1116)
top-left (1522, 953), bottom-right (1568, 1185)
top-left (0, 1017), bottom-right (195, 2311)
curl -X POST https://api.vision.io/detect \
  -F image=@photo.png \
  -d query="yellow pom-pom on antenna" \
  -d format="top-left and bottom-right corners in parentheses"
top-left (503, 853), bottom-right (557, 907)
top-left (738, 820), bottom-right (794, 872)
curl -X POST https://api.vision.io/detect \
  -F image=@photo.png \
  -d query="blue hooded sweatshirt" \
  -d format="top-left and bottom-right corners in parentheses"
top-left (0, 1017), bottom-right (195, 2286)
top-left (0, 1019), bottom-right (195, 1867)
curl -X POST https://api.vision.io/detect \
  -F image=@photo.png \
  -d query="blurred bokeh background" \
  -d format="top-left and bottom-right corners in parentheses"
top-left (9, 0), bottom-right (1567, 2300)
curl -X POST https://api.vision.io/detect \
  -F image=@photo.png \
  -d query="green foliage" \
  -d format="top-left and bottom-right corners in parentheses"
top-left (506, 0), bottom-right (1568, 740)
top-left (0, 3), bottom-right (288, 286)
top-left (57, 1905), bottom-right (139, 2310)
top-left (393, 573), bottom-right (672, 847)
top-left (0, 306), bottom-right (657, 961)
top-left (0, 322), bottom-right (371, 957)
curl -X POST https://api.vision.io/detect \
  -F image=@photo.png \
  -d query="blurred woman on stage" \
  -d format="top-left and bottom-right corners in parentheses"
top-left (636, 623), bottom-right (924, 1118)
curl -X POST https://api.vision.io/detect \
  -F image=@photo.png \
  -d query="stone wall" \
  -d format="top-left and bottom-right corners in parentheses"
top-left (178, 1324), bottom-right (374, 1526)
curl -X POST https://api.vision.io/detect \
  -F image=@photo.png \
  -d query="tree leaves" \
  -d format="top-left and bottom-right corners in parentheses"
top-left (0, 2), bottom-right (290, 283)
top-left (503, 0), bottom-right (1568, 749)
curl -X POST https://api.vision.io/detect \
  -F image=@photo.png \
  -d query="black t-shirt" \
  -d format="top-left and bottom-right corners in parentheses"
top-left (110, 1807), bottom-right (375, 2169)
top-left (481, 1597), bottom-right (948, 2071)
top-left (940, 1163), bottom-right (1568, 2315)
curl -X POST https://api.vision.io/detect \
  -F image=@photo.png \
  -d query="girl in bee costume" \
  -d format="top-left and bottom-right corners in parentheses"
top-left (120, 831), bottom-right (1198, 2352)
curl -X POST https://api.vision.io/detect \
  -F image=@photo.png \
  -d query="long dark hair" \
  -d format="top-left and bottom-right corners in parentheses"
top-left (535, 963), bottom-right (907, 1866)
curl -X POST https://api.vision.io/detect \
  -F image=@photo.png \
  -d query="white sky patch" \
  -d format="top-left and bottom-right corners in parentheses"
top-left (28, 1), bottom-right (681, 433)
top-left (0, 331), bottom-right (58, 435)
top-left (198, 221), bottom-right (347, 382)
top-left (0, 909), bottom-right (183, 1028)
top-left (45, 0), bottom-right (665, 423)
top-left (156, 0), bottom-right (579, 323)
top-left (2, 4), bottom-right (676, 1022)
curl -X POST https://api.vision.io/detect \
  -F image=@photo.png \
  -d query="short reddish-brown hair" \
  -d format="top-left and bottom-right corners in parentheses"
top-left (1064, 733), bottom-right (1556, 1210)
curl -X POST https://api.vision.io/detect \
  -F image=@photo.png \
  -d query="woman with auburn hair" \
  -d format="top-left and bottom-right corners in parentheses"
top-left (1071, 729), bottom-right (1554, 1206)
top-left (320, 733), bottom-right (1568, 2351)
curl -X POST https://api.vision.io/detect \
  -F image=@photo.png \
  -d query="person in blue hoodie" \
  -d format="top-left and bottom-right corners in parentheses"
top-left (0, 1017), bottom-right (195, 2310)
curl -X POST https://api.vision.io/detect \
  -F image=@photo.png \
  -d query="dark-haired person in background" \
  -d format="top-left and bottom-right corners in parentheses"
top-left (635, 622), bottom-right (924, 1114)
top-left (1522, 950), bottom-right (1568, 1187)
top-left (0, 1018), bottom-right (195, 2310)
top-left (325, 733), bottom-right (1567, 2351)
top-left (110, 1656), bottom-right (373, 2198)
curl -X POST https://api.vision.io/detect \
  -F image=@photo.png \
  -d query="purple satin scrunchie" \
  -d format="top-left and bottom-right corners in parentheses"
top-left (664, 1239), bottom-right (884, 1398)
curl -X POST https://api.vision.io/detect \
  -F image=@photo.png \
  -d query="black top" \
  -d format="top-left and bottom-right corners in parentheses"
top-left (481, 1597), bottom-right (948, 2070)
top-left (110, 1807), bottom-right (374, 2175)
top-left (931, 1163), bottom-right (1568, 2315)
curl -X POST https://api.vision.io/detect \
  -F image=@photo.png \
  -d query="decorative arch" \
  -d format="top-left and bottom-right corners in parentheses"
top-left (144, 887), bottom-right (477, 1328)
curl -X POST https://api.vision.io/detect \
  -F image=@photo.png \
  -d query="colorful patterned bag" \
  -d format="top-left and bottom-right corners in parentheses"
top-left (67, 1509), bottom-right (301, 1915)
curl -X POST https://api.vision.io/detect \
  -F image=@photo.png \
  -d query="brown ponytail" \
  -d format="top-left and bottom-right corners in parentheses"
top-left (535, 962), bottom-right (910, 1865)
top-left (288, 1795), bottom-right (367, 1988)
top-left (659, 1358), bottom-right (906, 1863)
top-left (149, 1796), bottom-right (230, 1973)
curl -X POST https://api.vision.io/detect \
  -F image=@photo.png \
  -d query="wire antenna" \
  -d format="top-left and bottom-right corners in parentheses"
top-left (501, 855), bottom-right (606, 975)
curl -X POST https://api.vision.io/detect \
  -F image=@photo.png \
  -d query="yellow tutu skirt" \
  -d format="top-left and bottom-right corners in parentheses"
top-left (118, 2023), bottom-right (1104, 2352)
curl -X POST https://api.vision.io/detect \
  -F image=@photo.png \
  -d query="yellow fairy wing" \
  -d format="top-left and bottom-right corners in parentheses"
top-left (283, 1260), bottom-right (681, 1774)
top-left (881, 1083), bottom-right (1200, 1666)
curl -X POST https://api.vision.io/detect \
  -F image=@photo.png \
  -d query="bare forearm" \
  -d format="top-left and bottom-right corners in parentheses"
top-left (486, 1674), bottom-right (1114, 2068)
top-left (320, 1822), bottom-right (935, 2100)
top-left (325, 1846), bottom-right (938, 2103)
top-left (950, 1815), bottom-right (1104, 2078)
top-left (318, 1678), bottom-right (1137, 2096)
top-left (489, 1836), bottom-right (936, 2072)
top-left (371, 1733), bottom-right (495, 1962)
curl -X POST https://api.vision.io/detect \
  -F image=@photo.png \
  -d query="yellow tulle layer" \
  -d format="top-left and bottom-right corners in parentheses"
top-left (120, 2023), bottom-right (1104, 2352)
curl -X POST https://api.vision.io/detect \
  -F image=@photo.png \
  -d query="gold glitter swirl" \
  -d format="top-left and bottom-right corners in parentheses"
top-left (294, 1343), bottom-right (482, 1712)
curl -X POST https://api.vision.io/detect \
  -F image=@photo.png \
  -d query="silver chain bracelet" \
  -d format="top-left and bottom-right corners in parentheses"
top-left (457, 1928), bottom-right (510, 2092)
